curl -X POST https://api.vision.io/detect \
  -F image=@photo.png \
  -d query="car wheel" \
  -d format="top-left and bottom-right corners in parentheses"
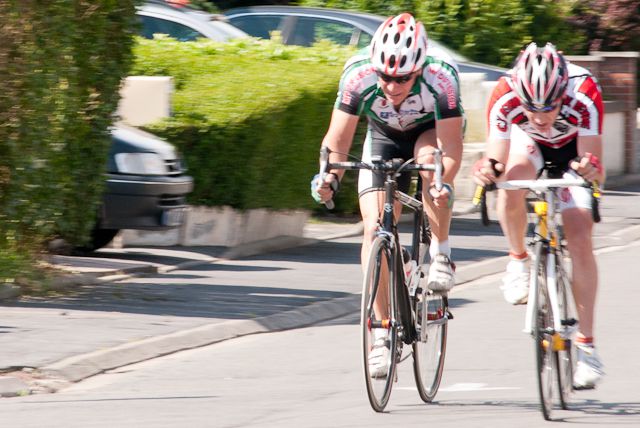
top-left (91, 228), bottom-right (120, 250)
top-left (75, 228), bottom-right (120, 253)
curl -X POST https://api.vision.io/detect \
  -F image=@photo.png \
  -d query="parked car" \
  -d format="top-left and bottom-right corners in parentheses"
top-left (224, 5), bottom-right (506, 80)
top-left (82, 1), bottom-right (247, 251)
top-left (85, 124), bottom-right (193, 251)
top-left (137, 0), bottom-right (248, 42)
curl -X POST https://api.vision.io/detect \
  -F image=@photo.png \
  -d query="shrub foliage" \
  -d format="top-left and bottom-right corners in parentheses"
top-left (132, 36), bottom-right (361, 211)
top-left (0, 1), bottom-right (139, 277)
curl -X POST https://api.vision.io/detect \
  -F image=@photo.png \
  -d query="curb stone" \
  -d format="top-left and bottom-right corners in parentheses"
top-left (0, 284), bottom-right (21, 300)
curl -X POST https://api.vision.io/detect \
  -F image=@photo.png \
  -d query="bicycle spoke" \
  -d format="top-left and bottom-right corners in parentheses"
top-left (361, 237), bottom-right (398, 412)
top-left (533, 242), bottom-right (554, 420)
top-left (413, 291), bottom-right (448, 402)
top-left (555, 257), bottom-right (575, 409)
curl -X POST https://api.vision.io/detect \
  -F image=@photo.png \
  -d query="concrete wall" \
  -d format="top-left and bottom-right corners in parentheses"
top-left (117, 76), bottom-right (173, 126)
top-left (603, 110), bottom-right (626, 176)
top-left (566, 52), bottom-right (639, 173)
top-left (118, 208), bottom-right (310, 248)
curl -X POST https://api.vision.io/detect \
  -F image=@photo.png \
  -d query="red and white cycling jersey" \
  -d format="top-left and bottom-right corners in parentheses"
top-left (487, 63), bottom-right (604, 149)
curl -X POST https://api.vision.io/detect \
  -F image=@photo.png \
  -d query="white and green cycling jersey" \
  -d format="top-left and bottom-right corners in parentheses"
top-left (334, 46), bottom-right (464, 135)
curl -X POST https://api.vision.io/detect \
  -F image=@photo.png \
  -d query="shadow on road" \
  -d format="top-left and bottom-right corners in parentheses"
top-left (6, 281), bottom-right (350, 320)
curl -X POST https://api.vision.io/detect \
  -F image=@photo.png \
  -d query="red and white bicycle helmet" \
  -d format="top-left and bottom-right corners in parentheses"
top-left (370, 13), bottom-right (427, 76)
top-left (511, 42), bottom-right (569, 110)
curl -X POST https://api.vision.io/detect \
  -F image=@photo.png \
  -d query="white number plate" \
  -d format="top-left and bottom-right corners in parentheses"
top-left (161, 208), bottom-right (185, 227)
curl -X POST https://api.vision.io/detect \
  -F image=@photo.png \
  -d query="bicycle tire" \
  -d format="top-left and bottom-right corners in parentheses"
top-left (533, 241), bottom-right (555, 420)
top-left (412, 291), bottom-right (448, 402)
top-left (361, 236), bottom-right (399, 412)
top-left (555, 253), bottom-right (574, 409)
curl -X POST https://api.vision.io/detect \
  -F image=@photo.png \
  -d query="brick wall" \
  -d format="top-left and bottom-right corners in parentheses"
top-left (567, 52), bottom-right (639, 173)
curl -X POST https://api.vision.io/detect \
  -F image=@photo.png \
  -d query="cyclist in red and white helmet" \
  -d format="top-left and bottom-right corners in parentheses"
top-left (474, 42), bottom-right (605, 389)
top-left (511, 42), bottom-right (569, 111)
top-left (311, 13), bottom-right (464, 377)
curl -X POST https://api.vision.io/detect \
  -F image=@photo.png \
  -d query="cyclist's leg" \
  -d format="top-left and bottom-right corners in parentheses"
top-left (414, 128), bottom-right (450, 246)
top-left (359, 191), bottom-right (402, 318)
top-left (414, 126), bottom-right (459, 291)
top-left (497, 126), bottom-right (540, 303)
top-left (559, 185), bottom-right (604, 388)
top-left (498, 127), bottom-right (540, 254)
top-left (358, 128), bottom-right (404, 318)
top-left (560, 207), bottom-right (596, 339)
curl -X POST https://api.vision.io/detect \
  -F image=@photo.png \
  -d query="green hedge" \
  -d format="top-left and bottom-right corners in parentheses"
top-left (0, 1), bottom-right (139, 277)
top-left (132, 37), bottom-right (363, 212)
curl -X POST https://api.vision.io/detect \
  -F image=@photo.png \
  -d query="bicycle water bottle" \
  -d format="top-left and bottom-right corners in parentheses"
top-left (402, 247), bottom-right (422, 298)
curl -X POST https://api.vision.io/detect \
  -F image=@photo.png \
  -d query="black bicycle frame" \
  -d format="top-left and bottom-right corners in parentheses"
top-left (379, 175), bottom-right (417, 344)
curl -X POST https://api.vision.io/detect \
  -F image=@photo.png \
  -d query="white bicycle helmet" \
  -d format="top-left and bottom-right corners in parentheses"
top-left (511, 42), bottom-right (569, 110)
top-left (370, 13), bottom-right (427, 76)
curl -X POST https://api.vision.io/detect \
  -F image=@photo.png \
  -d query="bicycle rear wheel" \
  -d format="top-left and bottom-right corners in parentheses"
top-left (533, 241), bottom-right (555, 420)
top-left (361, 236), bottom-right (399, 412)
top-left (412, 291), bottom-right (447, 402)
top-left (555, 254), bottom-right (575, 409)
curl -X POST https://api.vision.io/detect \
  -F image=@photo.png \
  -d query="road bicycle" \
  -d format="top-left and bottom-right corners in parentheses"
top-left (318, 146), bottom-right (452, 412)
top-left (475, 166), bottom-right (600, 420)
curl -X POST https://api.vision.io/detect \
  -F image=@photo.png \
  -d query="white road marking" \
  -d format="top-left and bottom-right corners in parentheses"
top-left (395, 383), bottom-right (520, 392)
top-left (439, 383), bottom-right (521, 392)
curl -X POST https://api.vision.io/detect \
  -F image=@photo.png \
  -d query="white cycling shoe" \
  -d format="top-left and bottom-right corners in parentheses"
top-left (501, 259), bottom-right (530, 305)
top-left (427, 254), bottom-right (455, 292)
top-left (368, 337), bottom-right (391, 378)
top-left (573, 344), bottom-right (604, 390)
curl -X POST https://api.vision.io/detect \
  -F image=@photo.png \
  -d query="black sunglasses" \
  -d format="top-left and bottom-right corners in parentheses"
top-left (376, 71), bottom-right (414, 84)
top-left (523, 103), bottom-right (559, 113)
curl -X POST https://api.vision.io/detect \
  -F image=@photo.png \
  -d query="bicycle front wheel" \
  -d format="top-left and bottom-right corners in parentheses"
top-left (555, 254), bottom-right (575, 409)
top-left (533, 241), bottom-right (555, 420)
top-left (413, 291), bottom-right (448, 402)
top-left (361, 236), bottom-right (399, 412)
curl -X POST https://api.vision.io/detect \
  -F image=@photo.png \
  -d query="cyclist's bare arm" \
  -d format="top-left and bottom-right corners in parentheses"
top-left (571, 135), bottom-right (605, 184)
top-left (435, 116), bottom-right (464, 182)
top-left (316, 109), bottom-right (360, 203)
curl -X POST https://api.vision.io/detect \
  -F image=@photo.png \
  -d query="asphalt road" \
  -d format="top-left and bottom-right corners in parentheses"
top-left (1, 240), bottom-right (638, 427)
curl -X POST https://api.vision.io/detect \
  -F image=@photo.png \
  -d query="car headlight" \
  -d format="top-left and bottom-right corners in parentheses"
top-left (114, 152), bottom-right (167, 175)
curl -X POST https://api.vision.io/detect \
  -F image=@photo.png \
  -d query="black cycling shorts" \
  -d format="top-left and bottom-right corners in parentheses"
top-left (358, 120), bottom-right (436, 197)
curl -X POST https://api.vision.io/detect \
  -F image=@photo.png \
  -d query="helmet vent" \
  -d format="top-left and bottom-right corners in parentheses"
top-left (369, 14), bottom-right (428, 77)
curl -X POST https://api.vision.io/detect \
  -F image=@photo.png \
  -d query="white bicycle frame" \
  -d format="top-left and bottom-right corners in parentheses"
top-left (491, 175), bottom-right (585, 335)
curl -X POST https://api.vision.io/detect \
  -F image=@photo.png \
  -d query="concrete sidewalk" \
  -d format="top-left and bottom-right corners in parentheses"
top-left (1, 178), bottom-right (640, 397)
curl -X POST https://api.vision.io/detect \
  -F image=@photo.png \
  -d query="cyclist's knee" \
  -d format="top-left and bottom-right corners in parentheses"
top-left (498, 189), bottom-right (526, 212)
top-left (362, 218), bottom-right (378, 242)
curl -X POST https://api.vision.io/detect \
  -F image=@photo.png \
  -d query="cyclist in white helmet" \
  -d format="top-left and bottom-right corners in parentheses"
top-left (311, 13), bottom-right (464, 377)
top-left (474, 42), bottom-right (605, 389)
